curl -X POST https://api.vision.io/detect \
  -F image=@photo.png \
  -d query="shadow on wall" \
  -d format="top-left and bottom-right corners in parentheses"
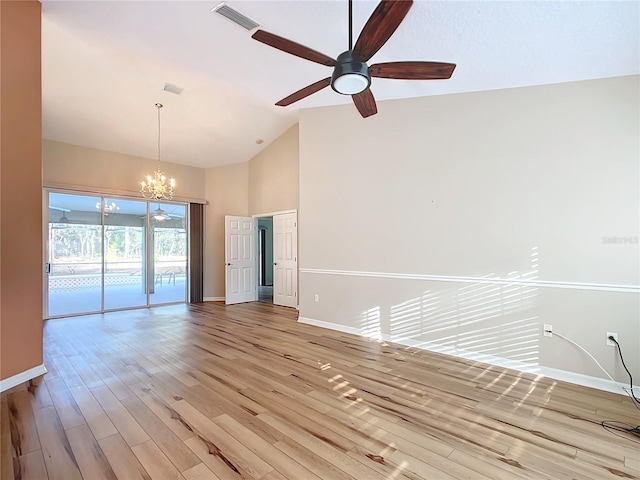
top-left (358, 247), bottom-right (541, 368)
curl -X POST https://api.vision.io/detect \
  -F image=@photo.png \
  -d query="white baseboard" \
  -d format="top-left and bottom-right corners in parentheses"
top-left (299, 317), bottom-right (365, 337)
top-left (203, 297), bottom-right (225, 302)
top-left (0, 364), bottom-right (48, 393)
top-left (298, 317), bottom-right (632, 397)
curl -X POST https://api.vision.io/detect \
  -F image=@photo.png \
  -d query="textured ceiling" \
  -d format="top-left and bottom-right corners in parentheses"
top-left (41, 1), bottom-right (639, 169)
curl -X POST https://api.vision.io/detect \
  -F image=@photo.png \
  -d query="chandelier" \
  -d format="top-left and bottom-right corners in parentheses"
top-left (96, 200), bottom-right (119, 216)
top-left (140, 103), bottom-right (175, 200)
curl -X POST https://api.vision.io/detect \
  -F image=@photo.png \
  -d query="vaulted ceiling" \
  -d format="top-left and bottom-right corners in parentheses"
top-left (42, 1), bottom-right (639, 169)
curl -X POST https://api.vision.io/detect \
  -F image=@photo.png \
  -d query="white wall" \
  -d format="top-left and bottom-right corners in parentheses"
top-left (299, 76), bottom-right (639, 390)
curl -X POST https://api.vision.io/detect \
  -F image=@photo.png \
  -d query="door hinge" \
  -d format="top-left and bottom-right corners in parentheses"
top-left (294, 291), bottom-right (297, 297)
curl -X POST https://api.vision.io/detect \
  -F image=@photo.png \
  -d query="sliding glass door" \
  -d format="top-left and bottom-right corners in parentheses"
top-left (46, 192), bottom-right (188, 318)
top-left (149, 203), bottom-right (187, 305)
top-left (47, 193), bottom-right (103, 317)
top-left (103, 198), bottom-right (148, 310)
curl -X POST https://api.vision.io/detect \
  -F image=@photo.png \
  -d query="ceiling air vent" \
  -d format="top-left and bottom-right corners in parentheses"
top-left (163, 83), bottom-right (183, 95)
top-left (212, 2), bottom-right (260, 31)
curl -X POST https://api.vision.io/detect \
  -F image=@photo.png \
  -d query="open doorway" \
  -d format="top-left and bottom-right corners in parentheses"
top-left (258, 218), bottom-right (273, 303)
top-left (254, 210), bottom-right (297, 308)
top-left (224, 211), bottom-right (296, 307)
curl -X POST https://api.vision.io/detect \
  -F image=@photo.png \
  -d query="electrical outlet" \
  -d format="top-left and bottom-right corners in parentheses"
top-left (543, 324), bottom-right (552, 337)
top-left (606, 332), bottom-right (618, 346)
top-left (314, 294), bottom-right (319, 303)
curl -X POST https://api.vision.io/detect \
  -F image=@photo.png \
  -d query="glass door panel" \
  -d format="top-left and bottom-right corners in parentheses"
top-left (150, 203), bottom-right (187, 305)
top-left (47, 192), bottom-right (103, 317)
top-left (103, 198), bottom-right (148, 310)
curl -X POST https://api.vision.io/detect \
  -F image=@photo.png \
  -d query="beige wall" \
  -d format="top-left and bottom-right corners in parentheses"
top-left (298, 76), bottom-right (639, 387)
top-left (204, 163), bottom-right (249, 299)
top-left (0, 1), bottom-right (44, 382)
top-left (249, 124), bottom-right (299, 215)
top-left (43, 140), bottom-right (207, 202)
top-left (204, 125), bottom-right (300, 299)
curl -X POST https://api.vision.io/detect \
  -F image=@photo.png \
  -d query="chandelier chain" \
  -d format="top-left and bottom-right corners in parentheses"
top-left (157, 102), bottom-right (162, 167)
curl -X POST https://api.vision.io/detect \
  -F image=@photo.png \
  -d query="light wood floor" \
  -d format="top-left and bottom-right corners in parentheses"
top-left (2, 302), bottom-right (639, 480)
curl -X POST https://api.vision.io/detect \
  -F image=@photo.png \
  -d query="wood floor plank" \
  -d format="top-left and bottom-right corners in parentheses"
top-left (507, 442), bottom-right (613, 480)
top-left (121, 394), bottom-right (201, 472)
top-left (90, 384), bottom-right (150, 447)
top-left (43, 377), bottom-right (86, 431)
top-left (213, 413), bottom-right (324, 480)
top-left (575, 450), bottom-right (640, 479)
top-left (131, 439), bottom-right (185, 480)
top-left (387, 450), bottom-right (460, 480)
top-left (128, 383), bottom-right (196, 442)
top-left (184, 436), bottom-right (254, 480)
top-left (182, 463), bottom-right (222, 480)
top-left (66, 424), bottom-right (118, 480)
top-left (272, 437), bottom-right (355, 480)
top-left (26, 378), bottom-right (53, 411)
top-left (67, 355), bottom-right (104, 389)
top-left (446, 448), bottom-right (545, 480)
top-left (89, 361), bottom-right (133, 400)
top-left (185, 384), bottom-right (285, 446)
top-left (625, 456), bottom-right (640, 471)
top-left (325, 404), bottom-right (453, 460)
top-left (259, 412), bottom-right (386, 480)
top-left (42, 352), bottom-right (61, 380)
top-left (1, 395), bottom-right (14, 480)
top-left (240, 388), bottom-right (358, 454)
top-left (7, 389), bottom-right (42, 458)
top-left (261, 471), bottom-right (289, 480)
top-left (49, 354), bottom-right (84, 388)
top-left (13, 450), bottom-right (49, 480)
top-left (98, 434), bottom-right (152, 480)
top-left (68, 384), bottom-right (118, 440)
top-left (172, 400), bottom-right (274, 479)
top-left (33, 405), bottom-right (82, 480)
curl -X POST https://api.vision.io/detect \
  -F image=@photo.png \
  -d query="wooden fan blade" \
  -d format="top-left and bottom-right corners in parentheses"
top-left (369, 61), bottom-right (456, 80)
top-left (276, 78), bottom-right (332, 106)
top-left (252, 30), bottom-right (336, 67)
top-left (352, 89), bottom-right (378, 118)
top-left (353, 0), bottom-right (413, 63)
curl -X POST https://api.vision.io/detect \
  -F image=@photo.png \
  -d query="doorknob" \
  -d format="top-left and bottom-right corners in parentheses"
top-left (273, 262), bottom-right (278, 266)
top-left (226, 263), bottom-right (233, 266)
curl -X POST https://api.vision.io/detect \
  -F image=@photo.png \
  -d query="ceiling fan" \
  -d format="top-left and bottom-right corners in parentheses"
top-left (151, 207), bottom-right (182, 222)
top-left (251, 0), bottom-right (456, 118)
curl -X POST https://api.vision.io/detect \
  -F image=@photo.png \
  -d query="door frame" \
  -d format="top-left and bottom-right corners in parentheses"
top-left (252, 209), bottom-right (298, 307)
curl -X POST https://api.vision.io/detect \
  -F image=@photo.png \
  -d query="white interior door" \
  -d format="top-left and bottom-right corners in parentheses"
top-left (273, 212), bottom-right (297, 308)
top-left (225, 215), bottom-right (257, 305)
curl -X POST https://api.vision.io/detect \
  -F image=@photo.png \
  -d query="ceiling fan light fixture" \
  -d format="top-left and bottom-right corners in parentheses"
top-left (331, 51), bottom-right (370, 95)
top-left (153, 208), bottom-right (167, 221)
